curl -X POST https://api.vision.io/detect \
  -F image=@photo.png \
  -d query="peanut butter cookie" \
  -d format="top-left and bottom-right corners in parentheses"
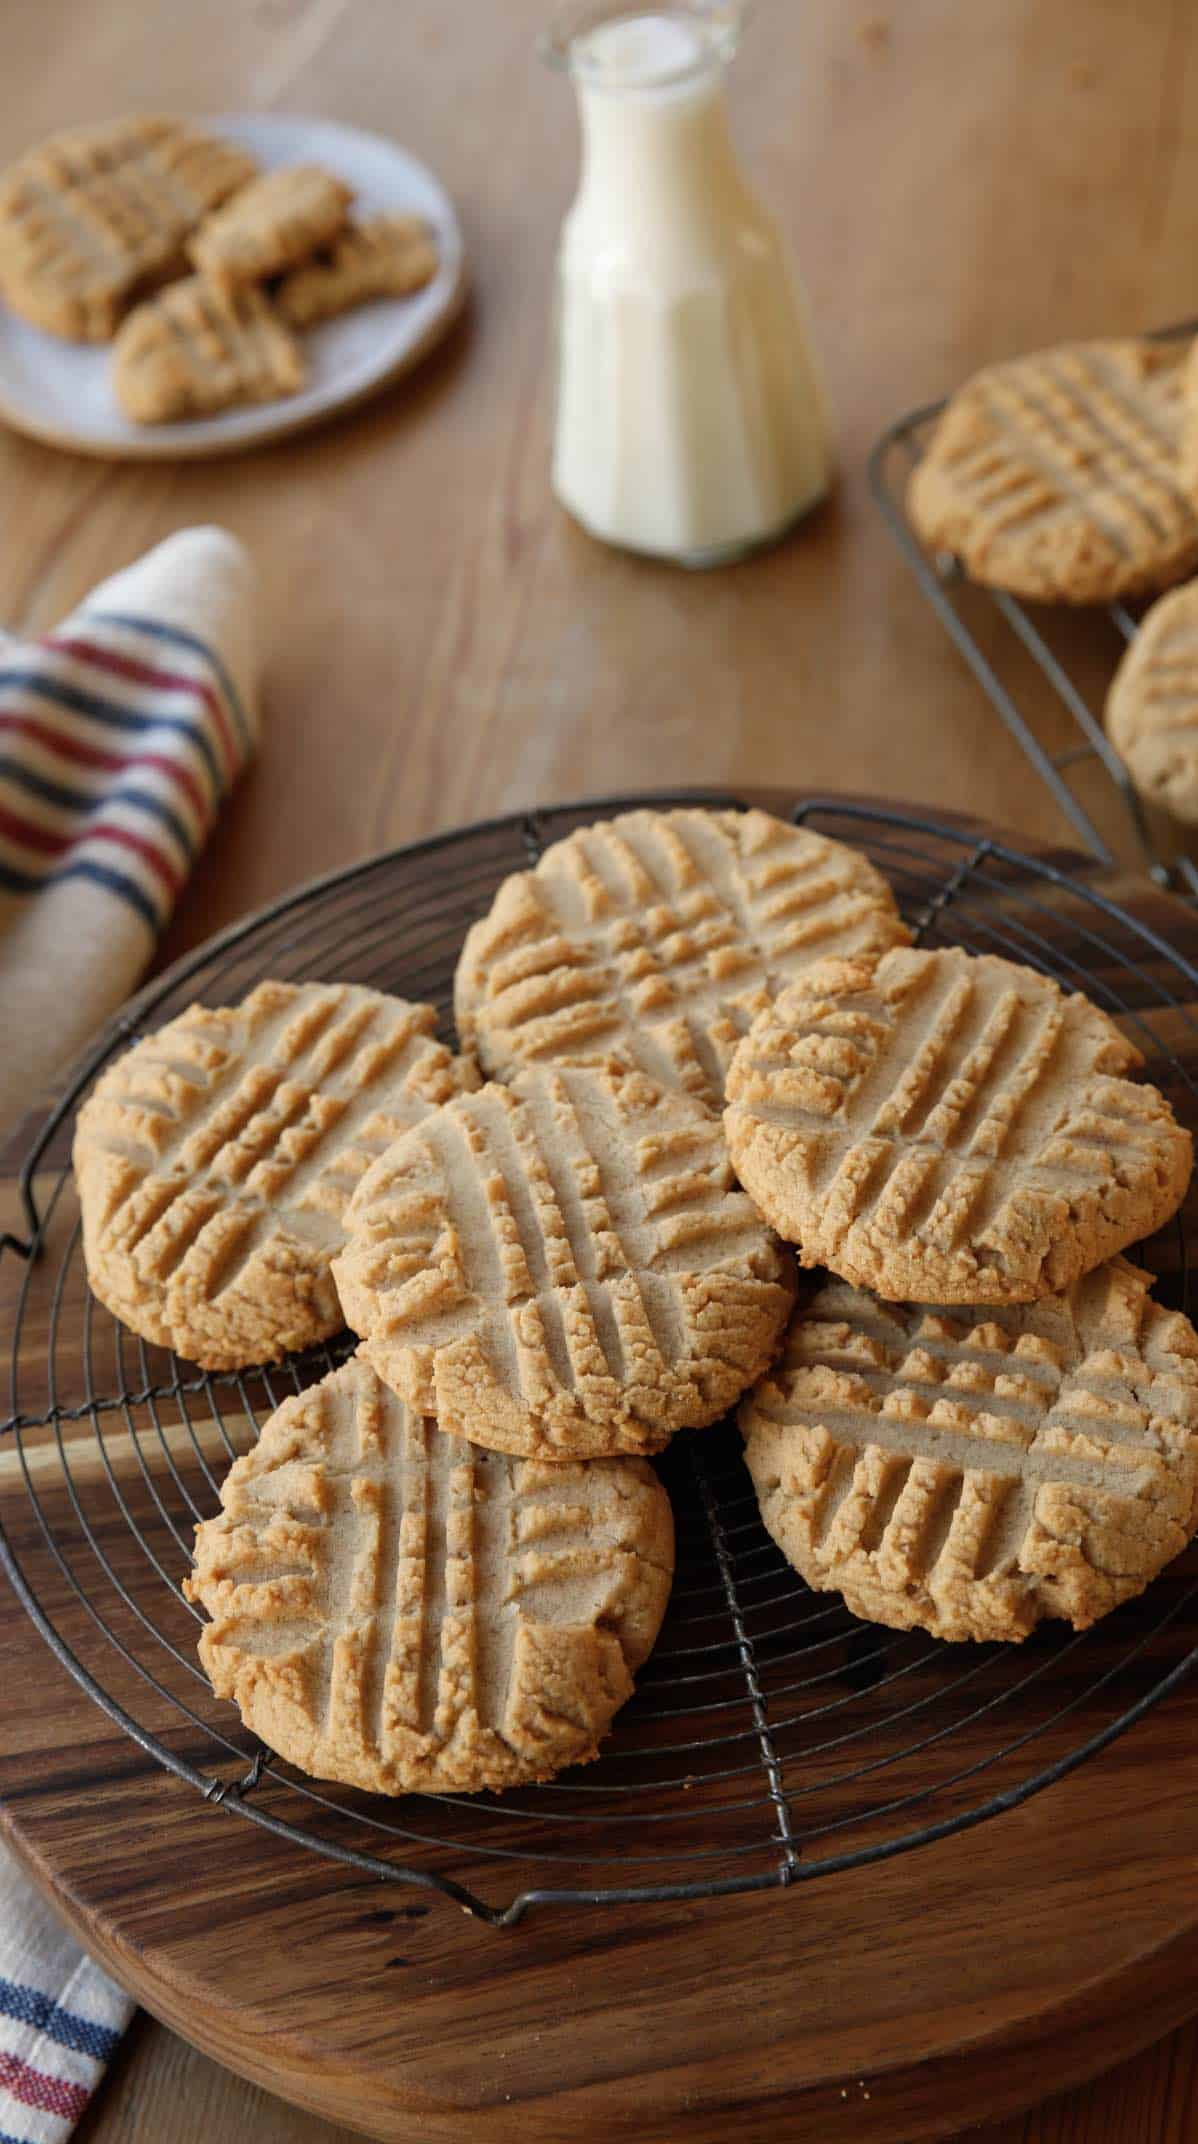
top-left (333, 1062), bottom-right (796, 1459)
top-left (724, 945), bottom-right (1191, 1303)
top-left (0, 116), bottom-right (257, 341)
top-left (276, 214), bottom-right (438, 328)
top-left (741, 1263), bottom-right (1198, 1641)
top-left (189, 164), bottom-right (352, 290)
top-left (187, 1352), bottom-right (674, 1792)
top-left (455, 807), bottom-right (909, 1112)
top-left (1106, 579), bottom-right (1198, 824)
top-left (74, 981), bottom-right (476, 1369)
top-left (112, 276), bottom-right (304, 422)
top-left (908, 338), bottom-right (1198, 603)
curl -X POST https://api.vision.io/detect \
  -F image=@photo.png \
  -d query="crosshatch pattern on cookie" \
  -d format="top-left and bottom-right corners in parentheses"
top-left (454, 807), bottom-right (910, 1110)
top-left (113, 276), bottom-right (305, 422)
top-left (0, 116), bottom-right (259, 341)
top-left (908, 339), bottom-right (1198, 603)
top-left (1107, 579), bottom-right (1198, 825)
top-left (741, 1265), bottom-right (1198, 1641)
top-left (724, 945), bottom-right (1192, 1303)
top-left (186, 1355), bottom-right (674, 1793)
top-left (333, 1062), bottom-right (796, 1458)
top-left (74, 981), bottom-right (474, 1369)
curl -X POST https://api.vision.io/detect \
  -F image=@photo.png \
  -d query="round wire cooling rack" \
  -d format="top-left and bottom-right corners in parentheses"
top-left (3, 788), bottom-right (1198, 1930)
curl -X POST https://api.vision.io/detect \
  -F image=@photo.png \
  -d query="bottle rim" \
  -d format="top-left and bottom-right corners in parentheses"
top-left (539, 3), bottom-right (746, 90)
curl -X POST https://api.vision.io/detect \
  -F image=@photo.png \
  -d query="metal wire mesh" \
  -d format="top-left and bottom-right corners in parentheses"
top-left (2, 790), bottom-right (1197, 1927)
top-left (868, 317), bottom-right (1198, 898)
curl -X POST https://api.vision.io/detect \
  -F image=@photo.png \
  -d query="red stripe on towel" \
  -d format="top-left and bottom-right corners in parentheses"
top-left (0, 713), bottom-right (211, 821)
top-left (0, 800), bottom-right (183, 894)
top-left (0, 2048), bottom-right (90, 2120)
top-left (48, 636), bottom-right (240, 783)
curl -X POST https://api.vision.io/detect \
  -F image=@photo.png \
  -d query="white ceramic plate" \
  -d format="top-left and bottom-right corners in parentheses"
top-left (0, 113), bottom-right (467, 460)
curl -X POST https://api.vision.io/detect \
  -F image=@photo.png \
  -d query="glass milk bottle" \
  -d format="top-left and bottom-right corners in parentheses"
top-left (543, 2), bottom-right (831, 566)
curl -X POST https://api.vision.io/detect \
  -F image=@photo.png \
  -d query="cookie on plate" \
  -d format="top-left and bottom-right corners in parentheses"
top-left (189, 164), bottom-right (353, 289)
top-left (186, 1353), bottom-right (674, 1793)
top-left (276, 214), bottom-right (438, 328)
top-left (908, 338), bottom-right (1198, 604)
top-left (0, 115), bottom-right (257, 342)
top-left (724, 944), bottom-right (1191, 1304)
top-left (740, 1263), bottom-right (1198, 1641)
top-left (1106, 579), bottom-right (1198, 824)
top-left (454, 807), bottom-right (910, 1112)
top-left (74, 981), bottom-right (476, 1370)
top-left (332, 1062), bottom-right (796, 1459)
top-left (113, 275), bottom-right (305, 422)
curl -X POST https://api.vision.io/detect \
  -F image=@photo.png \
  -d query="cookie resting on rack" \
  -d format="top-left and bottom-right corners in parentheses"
top-left (74, 981), bottom-right (476, 1370)
top-left (332, 1061), bottom-right (797, 1460)
top-left (907, 337), bottom-right (1198, 604)
top-left (454, 806), bottom-right (910, 1112)
top-left (186, 1353), bottom-right (674, 1793)
top-left (740, 1263), bottom-right (1198, 1641)
top-left (1106, 578), bottom-right (1198, 826)
top-left (723, 945), bottom-right (1191, 1304)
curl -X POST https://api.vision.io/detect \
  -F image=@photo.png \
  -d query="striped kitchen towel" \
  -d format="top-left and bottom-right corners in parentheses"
top-left (0, 523), bottom-right (259, 2137)
top-left (0, 1845), bottom-right (134, 2143)
top-left (0, 525), bottom-right (259, 1137)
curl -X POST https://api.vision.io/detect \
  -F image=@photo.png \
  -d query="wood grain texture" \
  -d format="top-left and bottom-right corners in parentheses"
top-left (1, 0), bottom-right (1197, 2138)
top-left (68, 2011), bottom-right (1198, 2144)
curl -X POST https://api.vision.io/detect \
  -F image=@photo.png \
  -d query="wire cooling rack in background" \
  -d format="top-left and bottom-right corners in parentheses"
top-left (2, 792), bottom-right (1198, 1928)
top-left (869, 319), bottom-right (1198, 898)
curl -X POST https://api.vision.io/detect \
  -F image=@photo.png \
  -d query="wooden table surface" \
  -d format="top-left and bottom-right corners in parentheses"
top-left (2, 0), bottom-right (1197, 2138)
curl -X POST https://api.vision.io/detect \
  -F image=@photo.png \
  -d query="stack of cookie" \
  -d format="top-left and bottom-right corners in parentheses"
top-left (70, 806), bottom-right (1198, 1798)
top-left (725, 944), bottom-right (1198, 1642)
top-left (907, 333), bottom-right (1198, 829)
top-left (0, 117), bottom-right (438, 425)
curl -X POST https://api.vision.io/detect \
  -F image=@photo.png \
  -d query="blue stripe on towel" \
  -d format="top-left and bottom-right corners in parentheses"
top-left (0, 1976), bottom-right (122, 2061)
top-left (0, 671), bottom-right (224, 798)
top-left (0, 855), bottom-right (162, 933)
top-left (0, 757), bottom-right (197, 859)
top-left (86, 608), bottom-right (252, 756)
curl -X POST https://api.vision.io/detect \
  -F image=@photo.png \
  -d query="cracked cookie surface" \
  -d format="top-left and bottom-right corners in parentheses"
top-left (741, 1263), bottom-right (1198, 1640)
top-left (724, 945), bottom-right (1191, 1303)
top-left (1106, 578), bottom-right (1198, 825)
top-left (74, 980), bottom-right (476, 1369)
top-left (189, 163), bottom-right (352, 289)
top-left (113, 274), bottom-right (304, 421)
top-left (454, 807), bottom-right (909, 1112)
top-left (908, 338), bottom-right (1198, 603)
top-left (276, 213), bottom-right (438, 326)
top-left (187, 1353), bottom-right (674, 1792)
top-left (0, 115), bottom-right (257, 341)
top-left (333, 1061), bottom-right (796, 1459)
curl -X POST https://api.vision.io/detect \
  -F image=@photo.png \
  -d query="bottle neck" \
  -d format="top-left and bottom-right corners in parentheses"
top-left (574, 65), bottom-right (746, 232)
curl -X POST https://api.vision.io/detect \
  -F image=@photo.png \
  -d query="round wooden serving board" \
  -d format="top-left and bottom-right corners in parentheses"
top-left (2, 799), bottom-right (1198, 2143)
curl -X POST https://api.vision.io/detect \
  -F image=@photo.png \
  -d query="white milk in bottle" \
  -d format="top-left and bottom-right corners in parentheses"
top-left (544, 3), bottom-right (831, 565)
